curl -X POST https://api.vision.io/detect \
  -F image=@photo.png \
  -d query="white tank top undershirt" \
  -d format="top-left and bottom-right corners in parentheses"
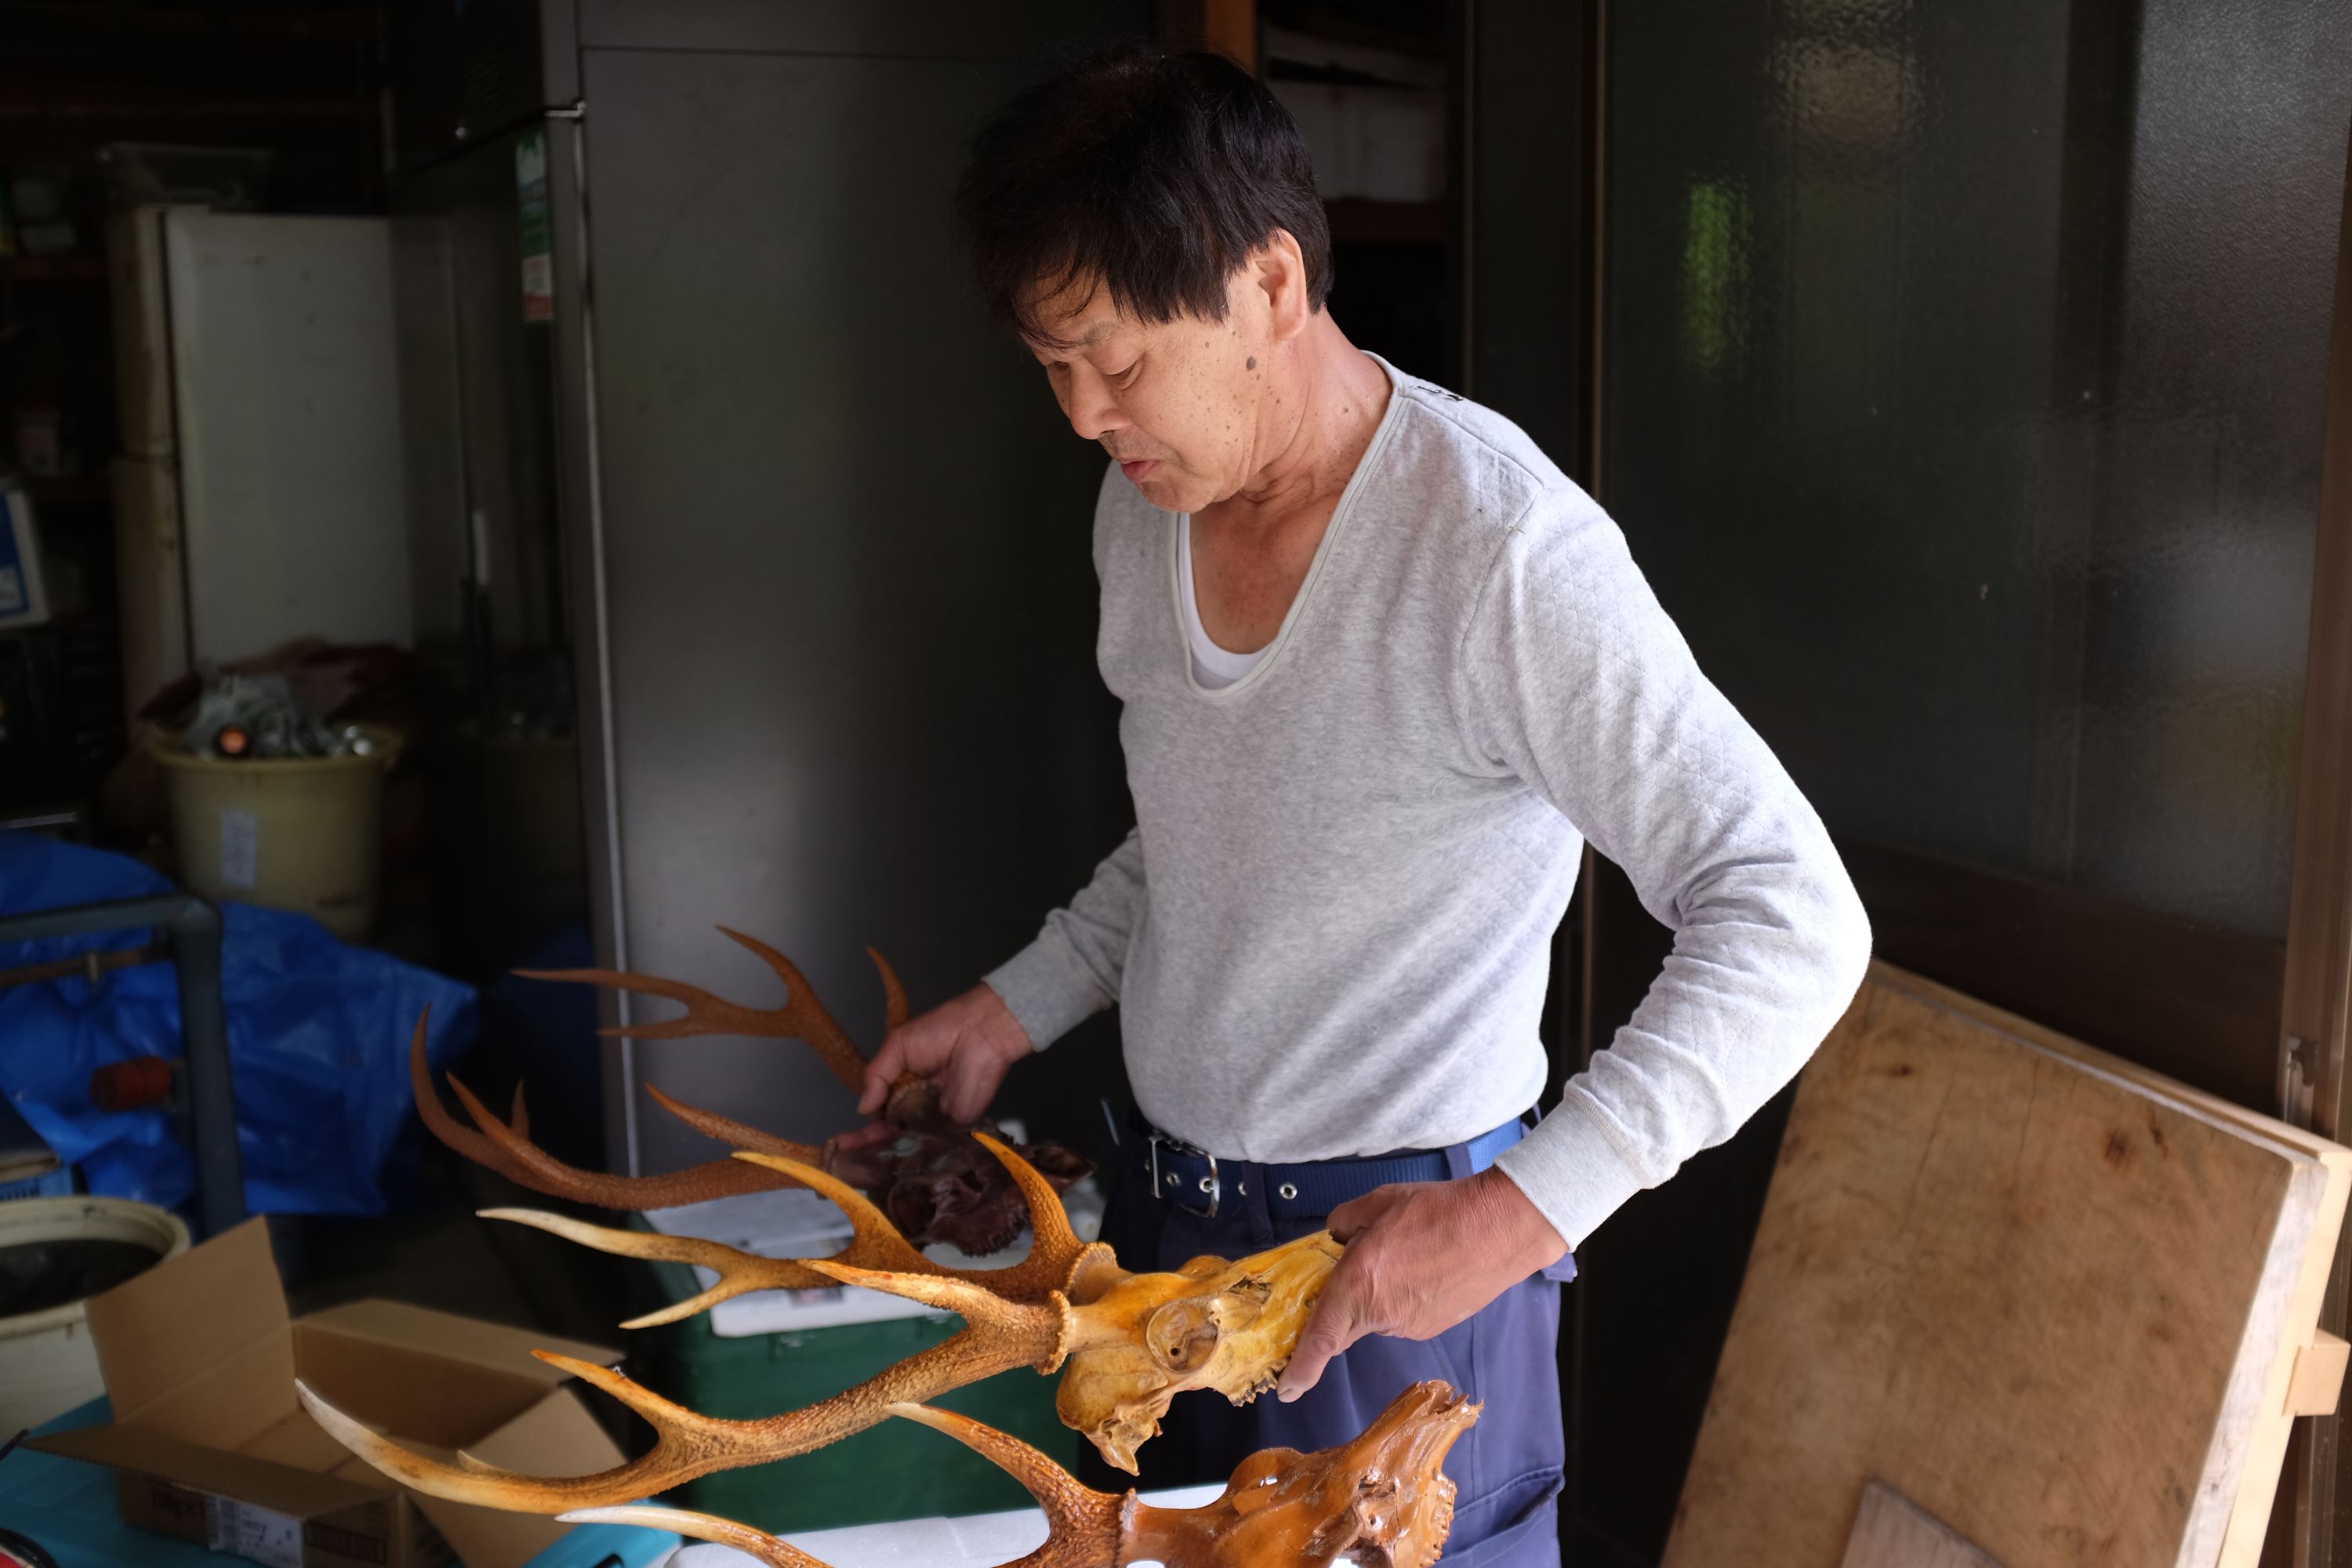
top-left (1178, 514), bottom-right (1271, 690)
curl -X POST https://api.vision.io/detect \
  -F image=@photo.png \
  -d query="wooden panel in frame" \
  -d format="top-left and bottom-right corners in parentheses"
top-left (1664, 964), bottom-right (2351, 1568)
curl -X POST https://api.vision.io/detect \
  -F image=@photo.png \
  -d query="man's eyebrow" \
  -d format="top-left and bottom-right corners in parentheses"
top-left (1032, 318), bottom-right (1121, 363)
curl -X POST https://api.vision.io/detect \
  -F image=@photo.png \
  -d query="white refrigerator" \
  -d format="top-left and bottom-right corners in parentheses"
top-left (107, 207), bottom-right (412, 719)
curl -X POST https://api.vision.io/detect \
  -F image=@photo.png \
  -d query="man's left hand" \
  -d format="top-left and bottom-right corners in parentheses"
top-left (1276, 1167), bottom-right (1568, 1402)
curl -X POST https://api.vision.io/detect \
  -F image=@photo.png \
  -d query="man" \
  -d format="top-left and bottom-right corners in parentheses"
top-left (845, 45), bottom-right (1870, 1564)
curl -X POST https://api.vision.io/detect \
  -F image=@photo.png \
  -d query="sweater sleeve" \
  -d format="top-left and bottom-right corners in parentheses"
top-left (983, 826), bottom-right (1146, 1051)
top-left (1460, 492), bottom-right (1872, 1253)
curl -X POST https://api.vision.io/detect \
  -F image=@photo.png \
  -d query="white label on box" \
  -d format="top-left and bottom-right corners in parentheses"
top-left (205, 1495), bottom-right (304, 1568)
top-left (220, 808), bottom-right (259, 890)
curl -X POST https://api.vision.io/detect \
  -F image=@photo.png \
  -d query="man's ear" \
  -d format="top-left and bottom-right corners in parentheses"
top-left (1253, 230), bottom-right (1314, 344)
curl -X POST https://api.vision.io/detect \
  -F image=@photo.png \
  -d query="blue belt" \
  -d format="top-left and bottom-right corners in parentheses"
top-left (1127, 1110), bottom-right (1530, 1221)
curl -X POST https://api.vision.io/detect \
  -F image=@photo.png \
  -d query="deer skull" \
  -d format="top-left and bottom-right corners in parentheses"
top-left (1055, 1233), bottom-right (1345, 1472)
top-left (1127, 1380), bottom-right (1479, 1568)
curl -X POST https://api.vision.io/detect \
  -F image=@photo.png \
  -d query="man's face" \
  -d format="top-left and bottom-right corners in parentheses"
top-left (1027, 268), bottom-right (1270, 514)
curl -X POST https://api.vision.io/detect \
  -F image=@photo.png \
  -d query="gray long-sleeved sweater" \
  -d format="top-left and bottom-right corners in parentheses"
top-left (986, 357), bottom-right (1871, 1251)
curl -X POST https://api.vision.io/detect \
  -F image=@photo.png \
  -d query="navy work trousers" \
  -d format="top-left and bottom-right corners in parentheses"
top-left (1077, 1132), bottom-right (1570, 1566)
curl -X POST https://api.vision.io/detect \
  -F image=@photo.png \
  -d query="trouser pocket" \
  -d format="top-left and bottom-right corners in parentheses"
top-left (1441, 1465), bottom-right (1565, 1566)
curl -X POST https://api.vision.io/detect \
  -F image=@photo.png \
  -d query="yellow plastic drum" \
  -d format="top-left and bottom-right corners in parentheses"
top-left (152, 727), bottom-right (401, 942)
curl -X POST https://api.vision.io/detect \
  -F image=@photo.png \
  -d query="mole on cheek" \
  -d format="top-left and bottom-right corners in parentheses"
top-left (1247, 356), bottom-right (1257, 370)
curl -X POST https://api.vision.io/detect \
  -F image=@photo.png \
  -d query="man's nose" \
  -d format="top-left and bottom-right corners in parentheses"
top-left (1059, 363), bottom-right (1125, 443)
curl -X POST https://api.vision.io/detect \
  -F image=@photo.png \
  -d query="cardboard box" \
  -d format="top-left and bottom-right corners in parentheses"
top-left (29, 1217), bottom-right (629, 1568)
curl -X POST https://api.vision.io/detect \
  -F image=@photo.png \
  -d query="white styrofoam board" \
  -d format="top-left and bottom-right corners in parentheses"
top-left (662, 1484), bottom-right (1226, 1568)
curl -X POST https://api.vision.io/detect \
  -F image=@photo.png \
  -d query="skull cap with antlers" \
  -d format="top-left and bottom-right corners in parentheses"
top-left (297, 1133), bottom-right (1345, 1512)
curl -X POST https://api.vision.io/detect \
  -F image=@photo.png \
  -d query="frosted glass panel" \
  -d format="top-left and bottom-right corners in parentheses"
top-left (1603, 0), bottom-right (2350, 938)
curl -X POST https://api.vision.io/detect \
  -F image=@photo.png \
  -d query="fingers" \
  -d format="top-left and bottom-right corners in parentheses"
top-left (1276, 1267), bottom-right (1365, 1403)
top-left (858, 986), bottom-right (1028, 1124)
top-left (858, 1033), bottom-right (911, 1115)
top-left (1326, 1182), bottom-right (1412, 1243)
top-left (941, 1044), bottom-right (1011, 1125)
top-left (831, 1119), bottom-right (898, 1152)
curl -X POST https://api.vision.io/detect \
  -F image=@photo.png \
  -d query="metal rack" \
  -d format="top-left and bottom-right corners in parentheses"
top-left (0, 892), bottom-right (245, 1237)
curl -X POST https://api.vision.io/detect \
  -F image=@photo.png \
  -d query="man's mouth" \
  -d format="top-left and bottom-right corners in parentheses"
top-left (1118, 459), bottom-right (1160, 481)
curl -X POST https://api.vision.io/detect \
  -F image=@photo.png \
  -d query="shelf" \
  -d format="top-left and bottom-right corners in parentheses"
top-left (1323, 199), bottom-right (1448, 245)
top-left (0, 254), bottom-right (107, 283)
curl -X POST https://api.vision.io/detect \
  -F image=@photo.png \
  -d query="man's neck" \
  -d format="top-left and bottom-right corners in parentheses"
top-left (1218, 314), bottom-right (1390, 528)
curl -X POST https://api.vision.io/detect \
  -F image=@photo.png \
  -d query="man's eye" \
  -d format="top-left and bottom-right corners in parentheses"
top-left (1109, 361), bottom-right (1141, 384)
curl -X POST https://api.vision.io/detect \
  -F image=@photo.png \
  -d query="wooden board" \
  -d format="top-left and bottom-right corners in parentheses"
top-left (1665, 962), bottom-right (2352, 1568)
top-left (1841, 1482), bottom-right (2004, 1568)
top-left (1874, 966), bottom-right (2352, 1563)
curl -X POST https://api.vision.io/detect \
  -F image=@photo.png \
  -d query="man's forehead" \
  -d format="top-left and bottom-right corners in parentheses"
top-left (1023, 277), bottom-right (1131, 356)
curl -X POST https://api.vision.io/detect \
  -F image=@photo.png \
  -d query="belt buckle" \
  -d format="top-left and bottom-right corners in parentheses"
top-left (1148, 1128), bottom-right (1220, 1219)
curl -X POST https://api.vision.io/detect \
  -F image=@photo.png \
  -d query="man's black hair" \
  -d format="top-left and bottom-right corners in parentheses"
top-left (956, 44), bottom-right (1333, 347)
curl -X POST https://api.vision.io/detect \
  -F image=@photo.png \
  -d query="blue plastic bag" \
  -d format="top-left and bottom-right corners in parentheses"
top-left (0, 831), bottom-right (476, 1216)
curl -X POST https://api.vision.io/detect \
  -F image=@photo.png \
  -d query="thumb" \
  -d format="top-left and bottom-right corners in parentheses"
top-left (1276, 1279), bottom-right (1363, 1403)
top-left (859, 1032), bottom-right (909, 1115)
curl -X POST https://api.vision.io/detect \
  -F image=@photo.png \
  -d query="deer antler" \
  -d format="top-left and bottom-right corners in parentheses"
top-left (644, 1082), bottom-right (810, 1160)
top-left (561, 1403), bottom-right (1124, 1568)
top-left (297, 1272), bottom-right (1073, 1512)
top-left (307, 1134), bottom-right (1341, 1509)
top-left (518, 927), bottom-right (905, 1091)
top-left (409, 1014), bottom-right (813, 1210)
top-left (555, 1507), bottom-right (836, 1568)
top-left (557, 1385), bottom-right (1479, 1568)
top-left (474, 1134), bottom-right (1103, 1328)
top-left (473, 1209), bottom-right (843, 1327)
top-left (301, 1138), bottom-right (1105, 1512)
top-left (414, 931), bottom-right (1097, 1261)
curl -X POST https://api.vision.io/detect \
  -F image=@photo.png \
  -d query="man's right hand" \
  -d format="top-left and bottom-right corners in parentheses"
top-left (834, 982), bottom-right (1035, 1150)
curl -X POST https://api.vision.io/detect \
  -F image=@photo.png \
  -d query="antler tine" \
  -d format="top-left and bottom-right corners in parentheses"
top-left (731, 1145), bottom-right (1106, 1305)
top-left (477, 1208), bottom-right (837, 1328)
top-left (886, 1403), bottom-right (1126, 1567)
top-left (646, 1082), bottom-right (813, 1160)
top-left (731, 1150), bottom-right (935, 1275)
top-left (562, 1414), bottom-right (1123, 1568)
top-left (409, 1008), bottom-right (515, 1174)
top-left (868, 946), bottom-right (910, 1032)
top-left (518, 927), bottom-right (873, 1092)
top-left (713, 925), bottom-right (872, 1090)
top-left (297, 1372), bottom-right (728, 1515)
top-left (798, 1260), bottom-right (1074, 1370)
top-left (441, 1070), bottom-right (794, 1210)
top-left (411, 1006), bottom-right (800, 1210)
top-left (514, 965), bottom-right (748, 1039)
top-left (299, 1280), bottom-right (1069, 1512)
top-left (558, 1507), bottom-right (838, 1568)
top-left (966, 1131), bottom-right (1108, 1301)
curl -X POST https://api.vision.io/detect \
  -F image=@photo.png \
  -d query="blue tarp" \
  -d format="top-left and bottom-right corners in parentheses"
top-left (0, 831), bottom-right (476, 1217)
